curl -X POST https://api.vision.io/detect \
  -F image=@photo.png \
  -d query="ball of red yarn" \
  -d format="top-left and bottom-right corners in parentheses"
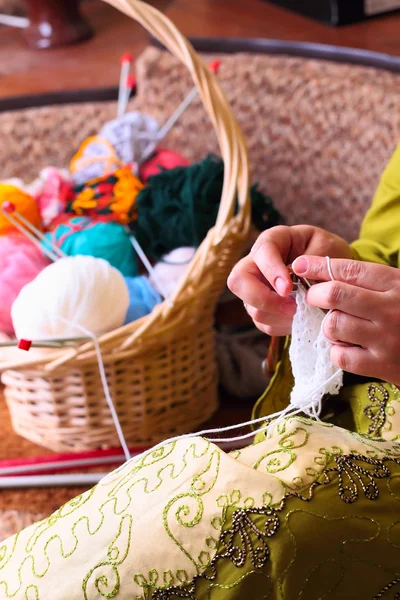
top-left (0, 234), bottom-right (50, 334)
top-left (139, 148), bottom-right (189, 182)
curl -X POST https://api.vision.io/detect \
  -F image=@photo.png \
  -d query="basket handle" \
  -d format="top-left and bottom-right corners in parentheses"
top-left (34, 1), bottom-right (253, 372)
top-left (104, 0), bottom-right (251, 242)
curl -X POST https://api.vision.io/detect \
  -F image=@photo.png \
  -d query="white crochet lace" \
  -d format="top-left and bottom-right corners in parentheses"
top-left (289, 283), bottom-right (343, 415)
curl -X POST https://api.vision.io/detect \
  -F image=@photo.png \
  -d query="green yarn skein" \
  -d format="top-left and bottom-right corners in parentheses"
top-left (131, 154), bottom-right (282, 260)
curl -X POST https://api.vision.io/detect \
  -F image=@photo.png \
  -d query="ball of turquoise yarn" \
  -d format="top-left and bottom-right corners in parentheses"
top-left (42, 217), bottom-right (138, 277)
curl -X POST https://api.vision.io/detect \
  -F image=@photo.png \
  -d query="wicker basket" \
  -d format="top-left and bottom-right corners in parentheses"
top-left (0, 0), bottom-right (251, 452)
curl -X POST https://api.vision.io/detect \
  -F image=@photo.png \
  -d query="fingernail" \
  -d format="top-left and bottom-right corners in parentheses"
top-left (280, 299), bottom-right (296, 316)
top-left (293, 256), bottom-right (308, 275)
top-left (275, 277), bottom-right (287, 296)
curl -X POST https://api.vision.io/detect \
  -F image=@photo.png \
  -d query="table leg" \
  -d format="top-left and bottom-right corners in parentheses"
top-left (23, 0), bottom-right (93, 50)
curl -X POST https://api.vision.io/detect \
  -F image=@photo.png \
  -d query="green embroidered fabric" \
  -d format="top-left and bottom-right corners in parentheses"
top-left (149, 454), bottom-right (400, 599)
top-left (1, 414), bottom-right (400, 599)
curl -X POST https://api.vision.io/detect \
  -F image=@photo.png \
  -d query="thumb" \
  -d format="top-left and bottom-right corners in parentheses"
top-left (250, 226), bottom-right (294, 296)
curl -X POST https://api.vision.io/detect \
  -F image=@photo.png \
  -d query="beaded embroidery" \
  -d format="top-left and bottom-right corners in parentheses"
top-left (152, 453), bottom-right (400, 600)
top-left (373, 578), bottom-right (400, 599)
top-left (365, 383), bottom-right (390, 437)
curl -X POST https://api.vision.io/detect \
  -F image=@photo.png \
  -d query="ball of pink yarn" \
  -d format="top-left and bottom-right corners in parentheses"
top-left (139, 148), bottom-right (189, 182)
top-left (0, 234), bottom-right (50, 334)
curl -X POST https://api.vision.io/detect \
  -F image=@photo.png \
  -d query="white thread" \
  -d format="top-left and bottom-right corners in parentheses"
top-left (326, 255), bottom-right (335, 281)
top-left (100, 363), bottom-right (343, 485)
top-left (58, 318), bottom-right (131, 463)
top-left (100, 254), bottom-right (344, 482)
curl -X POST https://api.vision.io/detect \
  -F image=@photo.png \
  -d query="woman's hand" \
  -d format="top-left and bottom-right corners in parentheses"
top-left (293, 255), bottom-right (400, 386)
top-left (227, 225), bottom-right (352, 336)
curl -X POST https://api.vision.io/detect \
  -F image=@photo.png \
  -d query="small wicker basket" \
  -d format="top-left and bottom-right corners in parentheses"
top-left (0, 0), bottom-right (251, 453)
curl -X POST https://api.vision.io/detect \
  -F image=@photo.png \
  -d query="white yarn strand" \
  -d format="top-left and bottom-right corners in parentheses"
top-left (326, 255), bottom-right (335, 282)
top-left (100, 364), bottom-right (343, 485)
top-left (100, 255), bottom-right (344, 483)
top-left (59, 319), bottom-right (131, 463)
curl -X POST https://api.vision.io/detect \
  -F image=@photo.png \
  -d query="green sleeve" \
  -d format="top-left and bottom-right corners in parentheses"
top-left (350, 144), bottom-right (400, 267)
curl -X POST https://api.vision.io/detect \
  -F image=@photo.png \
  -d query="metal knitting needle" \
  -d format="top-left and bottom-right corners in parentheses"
top-left (0, 473), bottom-right (105, 489)
top-left (0, 14), bottom-right (29, 28)
top-left (0, 454), bottom-right (133, 477)
top-left (0, 337), bottom-right (89, 349)
top-left (140, 59), bottom-right (222, 164)
top-left (0, 203), bottom-right (66, 262)
top-left (120, 74), bottom-right (136, 117)
top-left (118, 52), bottom-right (133, 118)
top-left (129, 234), bottom-right (174, 307)
top-left (0, 206), bottom-right (60, 263)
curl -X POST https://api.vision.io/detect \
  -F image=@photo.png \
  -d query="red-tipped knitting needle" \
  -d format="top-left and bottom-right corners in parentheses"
top-left (0, 202), bottom-right (65, 262)
top-left (0, 436), bottom-right (248, 487)
top-left (140, 59), bottom-right (222, 164)
top-left (118, 52), bottom-right (133, 118)
top-left (120, 74), bottom-right (136, 117)
top-left (0, 447), bottom-right (147, 477)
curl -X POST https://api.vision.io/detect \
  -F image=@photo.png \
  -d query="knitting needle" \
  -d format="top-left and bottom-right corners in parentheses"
top-left (117, 52), bottom-right (133, 118)
top-left (0, 473), bottom-right (105, 489)
top-left (140, 59), bottom-right (222, 164)
top-left (129, 234), bottom-right (174, 307)
top-left (0, 448), bottom-right (147, 477)
top-left (120, 74), bottom-right (136, 117)
top-left (0, 205), bottom-right (60, 263)
top-left (0, 14), bottom-right (29, 28)
top-left (0, 337), bottom-right (89, 349)
top-left (0, 202), bottom-right (66, 262)
top-left (0, 438), bottom-right (247, 484)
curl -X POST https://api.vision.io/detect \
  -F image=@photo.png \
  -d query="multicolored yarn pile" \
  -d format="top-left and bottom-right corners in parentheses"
top-left (0, 86), bottom-right (281, 341)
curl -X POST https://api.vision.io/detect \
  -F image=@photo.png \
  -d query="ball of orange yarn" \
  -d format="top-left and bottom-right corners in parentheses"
top-left (0, 184), bottom-right (42, 235)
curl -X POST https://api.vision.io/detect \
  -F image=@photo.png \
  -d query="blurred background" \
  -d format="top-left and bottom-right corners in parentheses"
top-left (1, 0), bottom-right (400, 98)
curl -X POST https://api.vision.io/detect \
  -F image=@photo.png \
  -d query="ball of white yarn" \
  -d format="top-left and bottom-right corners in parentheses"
top-left (149, 247), bottom-right (196, 298)
top-left (12, 255), bottom-right (129, 340)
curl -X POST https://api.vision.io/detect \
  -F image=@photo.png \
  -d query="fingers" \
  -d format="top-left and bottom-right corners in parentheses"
top-left (245, 304), bottom-right (295, 329)
top-left (307, 281), bottom-right (378, 321)
top-left (250, 226), bottom-right (294, 296)
top-left (253, 320), bottom-right (292, 337)
top-left (228, 256), bottom-right (296, 312)
top-left (323, 310), bottom-right (377, 347)
top-left (330, 344), bottom-right (377, 378)
top-left (292, 255), bottom-right (396, 292)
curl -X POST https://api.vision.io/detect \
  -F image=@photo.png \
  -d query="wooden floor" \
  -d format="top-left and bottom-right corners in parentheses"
top-left (1, 0), bottom-right (400, 98)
